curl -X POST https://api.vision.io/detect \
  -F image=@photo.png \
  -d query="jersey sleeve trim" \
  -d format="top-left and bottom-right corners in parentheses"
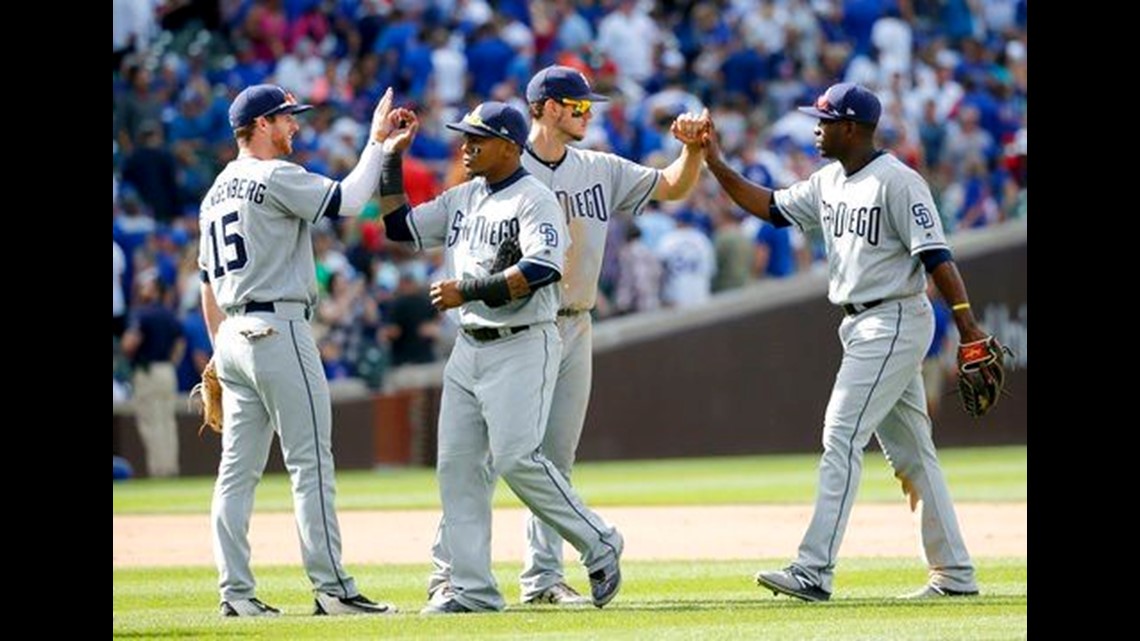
top-left (910, 241), bottom-right (949, 256)
top-left (313, 181), bottom-right (341, 223)
top-left (519, 255), bottom-right (561, 274)
top-left (631, 171), bottom-right (661, 217)
top-left (407, 207), bottom-right (424, 250)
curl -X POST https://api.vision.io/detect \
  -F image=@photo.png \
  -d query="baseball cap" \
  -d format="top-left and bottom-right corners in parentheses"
top-left (797, 83), bottom-right (882, 125)
top-left (229, 84), bottom-right (314, 129)
top-left (445, 102), bottom-right (528, 149)
top-left (526, 65), bottom-right (609, 103)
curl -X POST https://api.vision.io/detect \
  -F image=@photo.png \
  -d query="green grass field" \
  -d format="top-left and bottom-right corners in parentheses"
top-left (113, 445), bottom-right (1027, 514)
top-left (113, 446), bottom-right (1027, 639)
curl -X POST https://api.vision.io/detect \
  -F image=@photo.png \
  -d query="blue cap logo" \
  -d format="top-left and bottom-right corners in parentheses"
top-left (445, 102), bottom-right (529, 149)
top-left (797, 83), bottom-right (881, 126)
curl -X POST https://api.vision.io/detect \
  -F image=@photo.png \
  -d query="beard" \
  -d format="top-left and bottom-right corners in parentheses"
top-left (271, 130), bottom-right (293, 156)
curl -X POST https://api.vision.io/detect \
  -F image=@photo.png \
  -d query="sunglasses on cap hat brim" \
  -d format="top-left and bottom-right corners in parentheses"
top-left (558, 97), bottom-right (594, 117)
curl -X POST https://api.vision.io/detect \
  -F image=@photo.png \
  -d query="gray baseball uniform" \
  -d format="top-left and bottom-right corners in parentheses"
top-left (772, 151), bottom-right (976, 593)
top-left (428, 147), bottom-right (659, 600)
top-left (412, 168), bottom-right (623, 612)
top-left (515, 146), bottom-right (659, 599)
top-left (199, 156), bottom-right (359, 602)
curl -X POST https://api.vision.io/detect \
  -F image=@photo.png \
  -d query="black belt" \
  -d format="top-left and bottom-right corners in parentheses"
top-left (841, 299), bottom-right (884, 316)
top-left (557, 308), bottom-right (587, 317)
top-left (241, 300), bottom-right (312, 320)
top-left (463, 325), bottom-right (530, 342)
top-left (243, 301), bottom-right (278, 314)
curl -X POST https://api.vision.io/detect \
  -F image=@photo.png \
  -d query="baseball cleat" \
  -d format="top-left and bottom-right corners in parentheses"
top-left (427, 579), bottom-right (453, 602)
top-left (754, 567), bottom-right (831, 602)
top-left (220, 597), bottom-right (281, 617)
top-left (898, 584), bottom-right (979, 599)
top-left (419, 598), bottom-right (476, 615)
top-left (523, 581), bottom-right (592, 606)
top-left (589, 560), bottom-right (622, 608)
top-left (313, 592), bottom-right (397, 615)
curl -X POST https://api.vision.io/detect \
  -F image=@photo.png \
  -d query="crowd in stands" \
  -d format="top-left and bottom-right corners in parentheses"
top-left (113, 0), bottom-right (1028, 393)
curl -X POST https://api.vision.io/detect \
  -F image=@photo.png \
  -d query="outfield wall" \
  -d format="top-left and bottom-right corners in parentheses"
top-left (113, 222), bottom-right (1026, 475)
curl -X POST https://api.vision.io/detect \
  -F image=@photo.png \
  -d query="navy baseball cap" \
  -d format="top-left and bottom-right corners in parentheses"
top-left (229, 84), bottom-right (314, 129)
top-left (445, 102), bottom-right (528, 149)
top-left (526, 65), bottom-right (609, 103)
top-left (797, 83), bottom-right (882, 125)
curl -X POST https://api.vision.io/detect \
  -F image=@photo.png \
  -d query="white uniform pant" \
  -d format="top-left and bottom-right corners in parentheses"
top-left (433, 323), bottom-right (619, 611)
top-left (519, 312), bottom-right (592, 598)
top-left (793, 294), bottom-right (976, 593)
top-left (210, 304), bottom-right (358, 601)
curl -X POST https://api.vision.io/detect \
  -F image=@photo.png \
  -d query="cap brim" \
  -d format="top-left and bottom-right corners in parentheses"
top-left (268, 104), bottom-right (315, 118)
top-left (797, 106), bottom-right (842, 121)
top-left (445, 122), bottom-right (519, 146)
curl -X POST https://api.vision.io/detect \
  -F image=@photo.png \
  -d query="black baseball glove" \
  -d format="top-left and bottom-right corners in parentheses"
top-left (484, 236), bottom-right (524, 308)
top-left (490, 236), bottom-right (523, 274)
top-left (956, 336), bottom-right (1010, 418)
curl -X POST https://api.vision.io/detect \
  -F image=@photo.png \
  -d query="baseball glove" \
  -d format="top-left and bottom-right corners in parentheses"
top-left (190, 358), bottom-right (223, 435)
top-left (956, 336), bottom-right (1009, 418)
top-left (490, 236), bottom-right (523, 274)
top-left (484, 236), bottom-right (524, 309)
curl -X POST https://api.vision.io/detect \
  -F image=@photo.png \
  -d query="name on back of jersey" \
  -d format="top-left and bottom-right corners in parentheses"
top-left (821, 199), bottom-right (881, 246)
top-left (555, 183), bottom-right (607, 221)
top-left (206, 177), bottom-right (267, 210)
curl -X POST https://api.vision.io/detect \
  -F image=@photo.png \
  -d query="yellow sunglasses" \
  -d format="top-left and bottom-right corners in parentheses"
top-left (559, 98), bottom-right (593, 117)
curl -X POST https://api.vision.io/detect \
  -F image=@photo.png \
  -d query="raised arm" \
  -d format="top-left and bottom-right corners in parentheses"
top-left (338, 88), bottom-right (402, 216)
top-left (701, 119), bottom-right (775, 222)
top-left (653, 109), bottom-right (708, 201)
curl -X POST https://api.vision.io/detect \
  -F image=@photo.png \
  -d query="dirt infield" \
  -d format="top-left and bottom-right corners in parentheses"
top-left (114, 502), bottom-right (1026, 568)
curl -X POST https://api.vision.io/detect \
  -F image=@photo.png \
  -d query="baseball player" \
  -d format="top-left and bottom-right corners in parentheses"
top-left (377, 101), bottom-right (624, 614)
top-left (199, 84), bottom-right (400, 617)
top-left (702, 83), bottom-right (987, 600)
top-left (428, 65), bottom-right (707, 606)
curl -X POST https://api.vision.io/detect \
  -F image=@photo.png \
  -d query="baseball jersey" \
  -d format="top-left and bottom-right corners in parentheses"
top-left (523, 146), bottom-right (659, 311)
top-left (407, 169), bottom-right (567, 327)
top-left (773, 153), bottom-right (947, 305)
top-left (198, 157), bottom-right (339, 309)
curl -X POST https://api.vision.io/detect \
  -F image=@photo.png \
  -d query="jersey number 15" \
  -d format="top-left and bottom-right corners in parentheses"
top-left (207, 211), bottom-right (248, 278)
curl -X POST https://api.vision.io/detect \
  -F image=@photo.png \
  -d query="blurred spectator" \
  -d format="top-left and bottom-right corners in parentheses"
top-left (383, 268), bottom-right (440, 366)
top-left (614, 223), bottom-right (662, 315)
top-left (114, 240), bottom-right (128, 339)
top-left (658, 210), bottom-right (715, 308)
top-left (115, 63), bottom-right (165, 154)
top-left (1003, 127), bottom-right (1027, 220)
top-left (711, 208), bottom-right (752, 293)
top-left (121, 274), bottom-right (184, 477)
top-left (121, 121), bottom-right (181, 222)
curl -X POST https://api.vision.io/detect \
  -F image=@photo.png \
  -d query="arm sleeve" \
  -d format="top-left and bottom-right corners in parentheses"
top-left (888, 170), bottom-right (949, 255)
top-left (609, 155), bottom-right (661, 217)
top-left (266, 162), bottom-right (341, 223)
top-left (517, 259), bottom-right (562, 290)
top-left (772, 175), bottom-right (821, 232)
top-left (338, 141), bottom-right (384, 215)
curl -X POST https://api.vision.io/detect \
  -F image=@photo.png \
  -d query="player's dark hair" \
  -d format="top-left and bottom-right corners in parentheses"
top-left (529, 101), bottom-right (547, 120)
